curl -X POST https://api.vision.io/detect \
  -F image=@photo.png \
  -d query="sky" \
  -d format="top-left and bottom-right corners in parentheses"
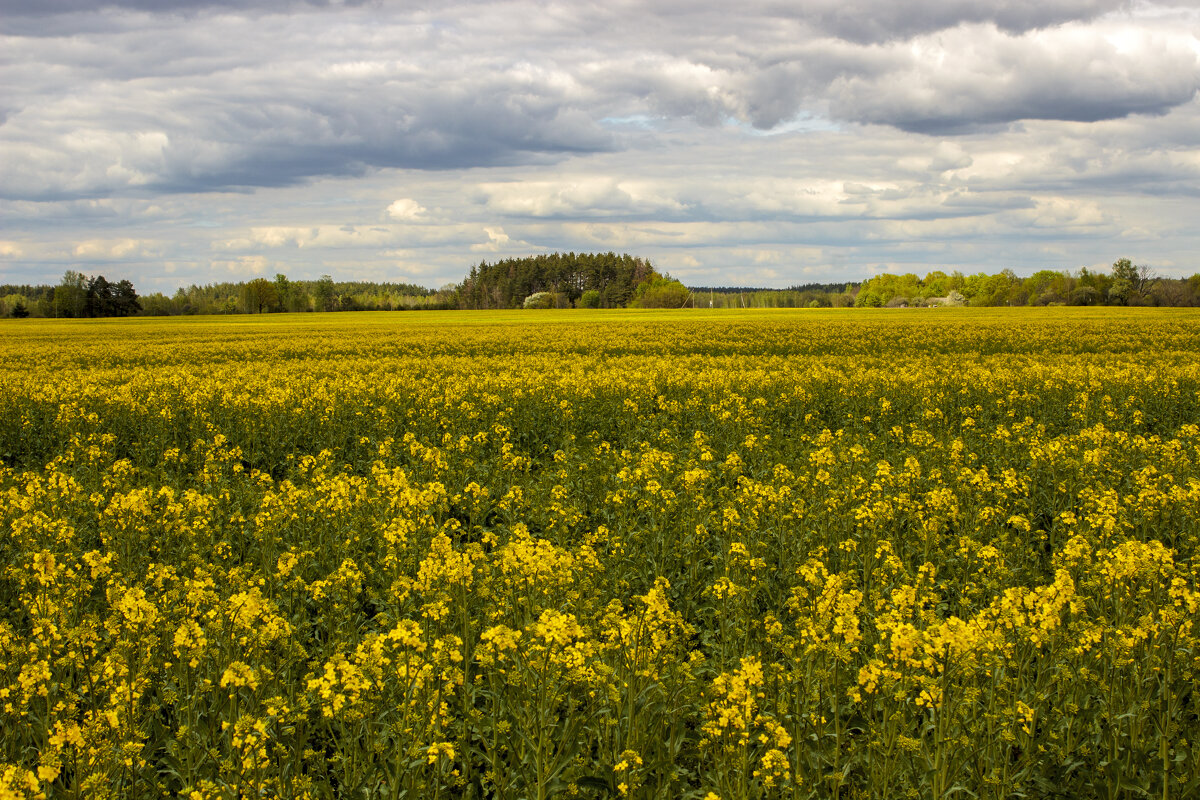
top-left (2, 0), bottom-right (1199, 293)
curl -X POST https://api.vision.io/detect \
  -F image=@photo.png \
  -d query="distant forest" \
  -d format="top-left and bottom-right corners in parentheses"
top-left (853, 260), bottom-right (1200, 308)
top-left (2, 275), bottom-right (450, 318)
top-left (0, 271), bottom-right (142, 319)
top-left (457, 252), bottom-right (661, 309)
top-left (3, 256), bottom-right (1200, 318)
top-left (687, 282), bottom-right (857, 309)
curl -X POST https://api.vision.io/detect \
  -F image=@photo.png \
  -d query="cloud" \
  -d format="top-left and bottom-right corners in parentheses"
top-left (469, 226), bottom-right (513, 253)
top-left (3, 1), bottom-right (1198, 205)
top-left (9, 0), bottom-right (1131, 39)
top-left (790, 0), bottom-right (1133, 43)
top-left (4, 0), bottom-right (1200, 288)
top-left (0, 0), bottom-right (374, 15)
top-left (0, 12), bottom-right (616, 200)
top-left (4, 2), bottom-right (1195, 206)
top-left (476, 177), bottom-right (688, 218)
top-left (386, 198), bottom-right (426, 220)
top-left (72, 237), bottom-right (149, 258)
top-left (211, 255), bottom-right (272, 275)
top-left (927, 143), bottom-right (974, 173)
top-left (217, 225), bottom-right (403, 250)
top-left (1013, 196), bottom-right (1110, 229)
top-left (825, 22), bottom-right (1200, 133)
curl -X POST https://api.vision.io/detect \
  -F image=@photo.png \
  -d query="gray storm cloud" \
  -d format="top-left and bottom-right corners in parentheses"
top-left (2, 1), bottom-right (1197, 199)
top-left (2, 0), bottom-right (1200, 289)
top-left (0, 0), bottom-right (1133, 33)
top-left (0, 0), bottom-right (372, 13)
top-left (785, 0), bottom-right (1133, 42)
top-left (824, 23), bottom-right (1200, 133)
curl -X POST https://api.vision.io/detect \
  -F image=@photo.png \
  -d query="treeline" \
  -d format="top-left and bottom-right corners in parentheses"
top-left (0, 285), bottom-right (48, 318)
top-left (2, 273), bottom-right (451, 317)
top-left (690, 263), bottom-right (1200, 310)
top-left (1, 271), bottom-right (140, 318)
top-left (457, 252), bottom-right (665, 309)
top-left (6, 258), bottom-right (1200, 318)
top-left (854, 260), bottom-right (1200, 308)
top-left (688, 283), bottom-right (857, 308)
top-left (138, 276), bottom-right (449, 316)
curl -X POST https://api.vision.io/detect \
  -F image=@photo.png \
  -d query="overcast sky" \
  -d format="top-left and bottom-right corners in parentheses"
top-left (2, 0), bottom-right (1199, 292)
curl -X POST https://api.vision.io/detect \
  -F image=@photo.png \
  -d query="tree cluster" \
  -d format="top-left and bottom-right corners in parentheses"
top-left (690, 284), bottom-right (858, 309)
top-left (83, 275), bottom-right (142, 317)
top-left (4, 257), bottom-right (1198, 319)
top-left (139, 276), bottom-right (450, 316)
top-left (28, 271), bottom-right (142, 318)
top-left (853, 260), bottom-right (1200, 308)
top-left (629, 273), bottom-right (692, 308)
top-left (0, 284), bottom-right (53, 319)
top-left (456, 252), bottom-right (659, 309)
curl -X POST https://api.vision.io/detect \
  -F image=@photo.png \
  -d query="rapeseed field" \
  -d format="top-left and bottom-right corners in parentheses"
top-left (1, 308), bottom-right (1198, 799)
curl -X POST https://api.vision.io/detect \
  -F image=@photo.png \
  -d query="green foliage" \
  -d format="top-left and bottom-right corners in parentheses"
top-left (314, 274), bottom-right (336, 312)
top-left (1070, 285), bottom-right (1101, 306)
top-left (84, 275), bottom-right (141, 317)
top-left (241, 278), bottom-right (279, 314)
top-left (458, 252), bottom-right (656, 309)
top-left (630, 274), bottom-right (690, 308)
top-left (521, 291), bottom-right (559, 309)
top-left (53, 270), bottom-right (89, 318)
top-left (846, 262), bottom-right (1198, 309)
top-left (855, 272), bottom-right (925, 307)
top-left (273, 273), bottom-right (290, 310)
top-left (4, 257), bottom-right (1198, 321)
top-left (134, 276), bottom-right (445, 316)
top-left (686, 286), bottom-right (848, 308)
top-left (690, 282), bottom-right (857, 309)
top-left (43, 271), bottom-right (141, 318)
